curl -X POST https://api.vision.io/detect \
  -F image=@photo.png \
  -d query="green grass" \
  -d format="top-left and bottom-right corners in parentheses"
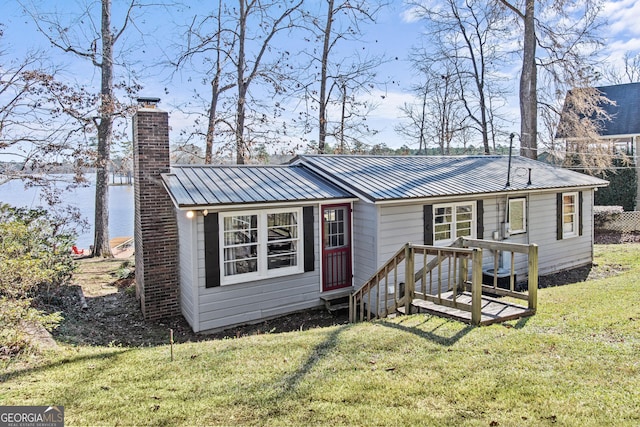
top-left (2, 244), bottom-right (639, 426)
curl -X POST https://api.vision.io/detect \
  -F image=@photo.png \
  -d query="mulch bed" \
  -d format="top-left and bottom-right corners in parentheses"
top-left (37, 281), bottom-right (348, 348)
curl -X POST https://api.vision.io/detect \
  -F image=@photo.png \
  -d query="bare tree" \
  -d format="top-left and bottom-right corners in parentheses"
top-left (604, 51), bottom-right (640, 84)
top-left (174, 0), bottom-right (304, 165)
top-left (396, 84), bottom-right (430, 155)
top-left (408, 0), bottom-right (509, 155)
top-left (0, 26), bottom-right (95, 188)
top-left (174, 0), bottom-right (236, 164)
top-left (300, 0), bottom-right (387, 154)
top-left (498, 0), bottom-right (604, 160)
top-left (397, 65), bottom-right (468, 155)
top-left (23, 0), bottom-right (149, 257)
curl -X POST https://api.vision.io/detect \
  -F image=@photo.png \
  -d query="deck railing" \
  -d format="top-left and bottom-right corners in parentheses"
top-left (349, 238), bottom-right (538, 325)
top-left (458, 238), bottom-right (538, 312)
top-left (349, 245), bottom-right (407, 323)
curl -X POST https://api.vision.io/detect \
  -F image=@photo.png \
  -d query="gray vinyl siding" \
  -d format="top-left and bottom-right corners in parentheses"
top-left (352, 201), bottom-right (378, 287)
top-left (378, 204), bottom-right (425, 258)
top-left (529, 190), bottom-right (594, 275)
top-left (481, 196), bottom-right (530, 277)
top-left (176, 209), bottom-right (197, 327)
top-left (193, 205), bottom-right (323, 332)
top-left (375, 203), bottom-right (426, 289)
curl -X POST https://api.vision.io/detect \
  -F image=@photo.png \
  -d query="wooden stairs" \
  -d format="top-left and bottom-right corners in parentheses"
top-left (350, 239), bottom-right (539, 326)
top-left (320, 287), bottom-right (353, 312)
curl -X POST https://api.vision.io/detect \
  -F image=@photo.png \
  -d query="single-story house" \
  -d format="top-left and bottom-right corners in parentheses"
top-left (132, 99), bottom-right (608, 332)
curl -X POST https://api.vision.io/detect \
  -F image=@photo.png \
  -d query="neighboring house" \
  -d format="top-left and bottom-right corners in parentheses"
top-left (133, 99), bottom-right (608, 332)
top-left (556, 82), bottom-right (640, 208)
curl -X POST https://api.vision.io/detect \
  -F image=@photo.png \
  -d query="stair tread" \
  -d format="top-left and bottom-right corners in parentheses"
top-left (320, 288), bottom-right (353, 301)
top-left (326, 302), bottom-right (350, 312)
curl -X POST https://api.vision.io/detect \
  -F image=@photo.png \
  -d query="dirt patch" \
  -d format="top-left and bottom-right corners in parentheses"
top-left (37, 257), bottom-right (348, 347)
top-left (594, 230), bottom-right (640, 244)
top-left (534, 231), bottom-right (637, 289)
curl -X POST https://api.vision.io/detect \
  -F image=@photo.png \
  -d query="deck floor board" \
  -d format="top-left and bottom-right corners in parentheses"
top-left (410, 291), bottom-right (534, 325)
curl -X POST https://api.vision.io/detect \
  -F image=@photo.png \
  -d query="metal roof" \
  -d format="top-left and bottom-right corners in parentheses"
top-left (161, 164), bottom-right (355, 208)
top-left (295, 155), bottom-right (609, 202)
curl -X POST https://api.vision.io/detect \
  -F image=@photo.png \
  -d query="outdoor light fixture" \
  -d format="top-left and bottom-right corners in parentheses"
top-left (186, 211), bottom-right (195, 219)
top-left (203, 209), bottom-right (209, 216)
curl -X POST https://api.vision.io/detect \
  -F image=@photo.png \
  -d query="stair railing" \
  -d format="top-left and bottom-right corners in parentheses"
top-left (349, 241), bottom-right (478, 323)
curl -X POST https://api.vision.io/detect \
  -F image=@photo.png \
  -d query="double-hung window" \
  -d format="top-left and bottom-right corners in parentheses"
top-left (562, 192), bottom-right (579, 238)
top-left (220, 208), bottom-right (302, 285)
top-left (433, 202), bottom-right (475, 245)
top-left (508, 198), bottom-right (527, 234)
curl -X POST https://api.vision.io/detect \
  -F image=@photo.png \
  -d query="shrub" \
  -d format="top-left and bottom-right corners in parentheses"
top-left (0, 204), bottom-right (77, 356)
top-left (593, 205), bottom-right (624, 229)
top-left (593, 159), bottom-right (637, 211)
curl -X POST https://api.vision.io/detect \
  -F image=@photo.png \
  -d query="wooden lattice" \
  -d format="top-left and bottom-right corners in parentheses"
top-left (598, 211), bottom-right (640, 232)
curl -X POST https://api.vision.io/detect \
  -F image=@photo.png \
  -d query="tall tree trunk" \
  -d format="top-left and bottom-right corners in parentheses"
top-left (206, 76), bottom-right (220, 164)
top-left (318, 0), bottom-right (335, 154)
top-left (419, 87), bottom-right (427, 155)
top-left (205, 0), bottom-right (224, 165)
top-left (93, 0), bottom-right (113, 257)
top-left (519, 0), bottom-right (537, 159)
top-left (235, 0), bottom-right (247, 165)
top-left (339, 82), bottom-right (346, 153)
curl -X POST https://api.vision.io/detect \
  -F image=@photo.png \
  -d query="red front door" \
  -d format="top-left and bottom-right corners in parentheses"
top-left (321, 204), bottom-right (352, 292)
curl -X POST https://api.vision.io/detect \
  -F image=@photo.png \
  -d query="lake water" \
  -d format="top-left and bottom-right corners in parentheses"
top-left (0, 176), bottom-right (134, 250)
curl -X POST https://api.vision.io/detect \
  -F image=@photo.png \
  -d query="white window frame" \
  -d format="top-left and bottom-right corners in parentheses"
top-left (562, 192), bottom-right (579, 239)
top-left (508, 198), bottom-right (527, 235)
top-left (219, 207), bottom-right (304, 285)
top-left (433, 201), bottom-right (476, 245)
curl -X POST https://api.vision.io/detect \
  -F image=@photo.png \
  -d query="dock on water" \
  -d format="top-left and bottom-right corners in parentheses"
top-left (110, 236), bottom-right (134, 258)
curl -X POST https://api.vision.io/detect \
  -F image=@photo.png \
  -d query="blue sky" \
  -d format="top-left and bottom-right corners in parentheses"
top-left (1, 0), bottom-right (639, 153)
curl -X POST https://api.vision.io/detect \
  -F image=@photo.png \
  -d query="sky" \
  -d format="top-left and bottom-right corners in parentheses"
top-left (1, 0), bottom-right (640, 155)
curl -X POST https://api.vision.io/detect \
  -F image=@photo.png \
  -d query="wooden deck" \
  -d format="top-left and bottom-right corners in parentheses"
top-left (403, 291), bottom-right (534, 325)
top-left (110, 236), bottom-right (134, 259)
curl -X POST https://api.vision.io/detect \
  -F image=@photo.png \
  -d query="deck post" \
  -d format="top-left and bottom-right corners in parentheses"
top-left (349, 293), bottom-right (354, 323)
top-left (404, 244), bottom-right (415, 315)
top-left (459, 252), bottom-right (469, 291)
top-left (471, 248), bottom-right (483, 325)
top-left (528, 244), bottom-right (538, 311)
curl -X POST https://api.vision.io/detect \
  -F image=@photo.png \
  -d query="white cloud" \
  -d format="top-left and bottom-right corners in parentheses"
top-left (603, 0), bottom-right (640, 37)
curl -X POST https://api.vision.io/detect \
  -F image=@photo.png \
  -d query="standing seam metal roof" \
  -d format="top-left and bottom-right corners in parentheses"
top-left (161, 164), bottom-right (355, 207)
top-left (294, 154), bottom-right (608, 202)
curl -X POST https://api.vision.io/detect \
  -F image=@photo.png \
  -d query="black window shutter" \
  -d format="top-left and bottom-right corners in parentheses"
top-left (476, 200), bottom-right (484, 239)
top-left (204, 212), bottom-right (221, 288)
top-left (303, 206), bottom-right (315, 272)
top-left (556, 193), bottom-right (563, 240)
top-left (424, 205), bottom-right (433, 245)
top-left (578, 191), bottom-right (584, 236)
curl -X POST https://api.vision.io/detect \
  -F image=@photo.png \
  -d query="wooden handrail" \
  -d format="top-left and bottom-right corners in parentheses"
top-left (350, 244), bottom-right (408, 322)
top-left (350, 239), bottom-right (538, 325)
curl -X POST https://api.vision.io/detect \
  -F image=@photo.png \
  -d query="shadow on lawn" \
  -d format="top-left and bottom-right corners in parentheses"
top-left (378, 316), bottom-right (474, 346)
top-left (263, 316), bottom-right (474, 405)
top-left (277, 326), bottom-right (347, 395)
top-left (1, 348), bottom-right (131, 383)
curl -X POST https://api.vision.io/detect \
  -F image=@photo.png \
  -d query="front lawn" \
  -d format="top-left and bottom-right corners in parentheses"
top-left (1, 245), bottom-right (639, 426)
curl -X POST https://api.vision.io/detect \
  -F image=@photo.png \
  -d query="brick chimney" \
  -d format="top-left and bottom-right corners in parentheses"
top-left (132, 97), bottom-right (179, 319)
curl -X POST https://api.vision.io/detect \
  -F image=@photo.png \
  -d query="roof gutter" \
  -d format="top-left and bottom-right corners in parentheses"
top-left (173, 197), bottom-right (359, 212)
